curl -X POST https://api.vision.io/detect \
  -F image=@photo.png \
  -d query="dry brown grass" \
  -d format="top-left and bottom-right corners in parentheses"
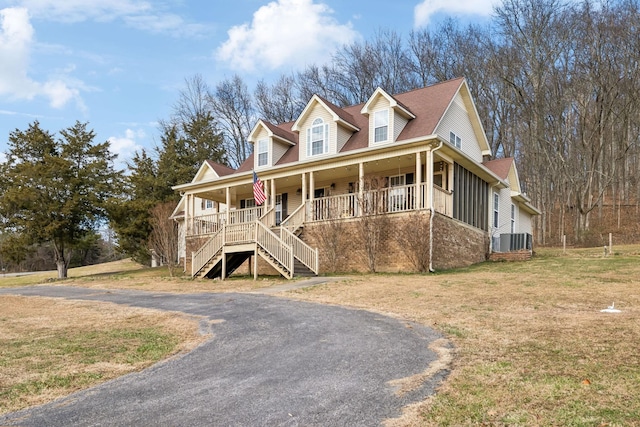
top-left (2, 247), bottom-right (640, 425)
top-left (0, 295), bottom-right (205, 415)
top-left (285, 246), bottom-right (640, 426)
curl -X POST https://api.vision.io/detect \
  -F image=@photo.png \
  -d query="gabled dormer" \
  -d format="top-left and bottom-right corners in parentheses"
top-left (434, 79), bottom-right (492, 162)
top-left (291, 95), bottom-right (359, 162)
top-left (361, 88), bottom-right (415, 146)
top-left (191, 159), bottom-right (235, 183)
top-left (248, 120), bottom-right (296, 170)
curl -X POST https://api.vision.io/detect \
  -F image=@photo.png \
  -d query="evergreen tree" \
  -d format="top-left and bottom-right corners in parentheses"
top-left (0, 121), bottom-right (121, 278)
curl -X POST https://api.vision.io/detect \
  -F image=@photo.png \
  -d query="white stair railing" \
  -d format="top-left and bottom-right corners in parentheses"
top-left (280, 203), bottom-right (306, 233)
top-left (281, 226), bottom-right (318, 274)
top-left (256, 220), bottom-right (293, 278)
top-left (191, 227), bottom-right (224, 277)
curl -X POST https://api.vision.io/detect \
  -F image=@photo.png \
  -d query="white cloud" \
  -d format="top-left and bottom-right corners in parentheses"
top-left (5, 0), bottom-right (209, 37)
top-left (216, 0), bottom-right (359, 72)
top-left (0, 7), bottom-right (84, 109)
top-left (0, 151), bottom-right (6, 163)
top-left (9, 0), bottom-right (153, 23)
top-left (108, 128), bottom-right (145, 169)
top-left (414, 0), bottom-right (496, 27)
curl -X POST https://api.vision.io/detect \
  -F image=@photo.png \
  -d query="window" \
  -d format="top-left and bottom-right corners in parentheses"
top-left (510, 204), bottom-right (516, 233)
top-left (307, 118), bottom-right (329, 156)
top-left (389, 174), bottom-right (406, 212)
top-left (449, 131), bottom-right (461, 149)
top-left (493, 193), bottom-right (499, 229)
top-left (257, 139), bottom-right (268, 167)
top-left (374, 110), bottom-right (389, 143)
top-left (205, 199), bottom-right (213, 210)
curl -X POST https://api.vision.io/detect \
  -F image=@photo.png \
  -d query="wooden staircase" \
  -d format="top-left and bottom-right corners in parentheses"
top-left (191, 206), bottom-right (318, 280)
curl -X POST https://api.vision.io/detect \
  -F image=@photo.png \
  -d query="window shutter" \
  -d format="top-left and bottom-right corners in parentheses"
top-left (324, 123), bottom-right (329, 153)
top-left (281, 193), bottom-right (288, 219)
top-left (201, 199), bottom-right (205, 209)
top-left (240, 199), bottom-right (246, 209)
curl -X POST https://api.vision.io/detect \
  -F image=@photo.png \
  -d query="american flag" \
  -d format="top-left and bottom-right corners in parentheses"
top-left (253, 171), bottom-right (266, 205)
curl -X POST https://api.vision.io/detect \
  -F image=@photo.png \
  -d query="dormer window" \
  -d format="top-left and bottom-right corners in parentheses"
top-left (374, 110), bottom-right (389, 143)
top-left (257, 138), bottom-right (268, 166)
top-left (307, 118), bottom-right (329, 156)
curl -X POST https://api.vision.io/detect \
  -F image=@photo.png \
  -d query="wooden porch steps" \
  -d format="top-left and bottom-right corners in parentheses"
top-left (293, 259), bottom-right (315, 277)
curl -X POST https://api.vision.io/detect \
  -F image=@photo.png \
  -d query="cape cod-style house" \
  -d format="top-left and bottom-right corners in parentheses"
top-left (171, 78), bottom-right (539, 279)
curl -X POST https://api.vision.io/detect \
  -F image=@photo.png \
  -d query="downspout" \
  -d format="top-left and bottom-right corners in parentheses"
top-left (429, 140), bottom-right (444, 273)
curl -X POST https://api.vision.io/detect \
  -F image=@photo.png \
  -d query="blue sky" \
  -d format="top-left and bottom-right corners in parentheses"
top-left (0, 0), bottom-right (495, 169)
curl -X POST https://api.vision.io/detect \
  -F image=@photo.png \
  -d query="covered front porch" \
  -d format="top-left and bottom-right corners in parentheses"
top-left (182, 141), bottom-right (454, 238)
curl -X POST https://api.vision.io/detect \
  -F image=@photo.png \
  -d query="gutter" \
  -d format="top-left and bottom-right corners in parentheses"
top-left (429, 140), bottom-right (444, 273)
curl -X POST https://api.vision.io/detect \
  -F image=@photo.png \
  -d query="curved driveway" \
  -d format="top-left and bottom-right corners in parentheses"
top-left (0, 286), bottom-right (447, 426)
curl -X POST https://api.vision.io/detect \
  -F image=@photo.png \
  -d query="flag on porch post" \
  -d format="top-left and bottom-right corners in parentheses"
top-left (253, 171), bottom-right (267, 205)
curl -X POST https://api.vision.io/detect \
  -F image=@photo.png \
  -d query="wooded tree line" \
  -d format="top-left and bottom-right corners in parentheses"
top-left (200, 0), bottom-right (640, 246)
top-left (2, 0), bottom-right (638, 275)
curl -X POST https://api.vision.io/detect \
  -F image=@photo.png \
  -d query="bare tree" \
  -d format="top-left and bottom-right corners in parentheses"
top-left (307, 206), bottom-right (350, 274)
top-left (255, 74), bottom-right (305, 124)
top-left (148, 201), bottom-right (180, 276)
top-left (396, 211), bottom-right (430, 272)
top-left (355, 175), bottom-right (391, 273)
top-left (208, 75), bottom-right (255, 168)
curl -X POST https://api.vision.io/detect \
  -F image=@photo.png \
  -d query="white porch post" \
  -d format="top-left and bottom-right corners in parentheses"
top-left (184, 193), bottom-right (190, 235)
top-left (302, 172), bottom-right (308, 219)
top-left (358, 162), bottom-right (364, 216)
top-left (271, 179), bottom-right (276, 208)
top-left (426, 147), bottom-right (434, 210)
top-left (416, 152), bottom-right (423, 209)
top-left (264, 179), bottom-right (269, 209)
top-left (309, 171), bottom-right (315, 220)
top-left (225, 187), bottom-right (231, 224)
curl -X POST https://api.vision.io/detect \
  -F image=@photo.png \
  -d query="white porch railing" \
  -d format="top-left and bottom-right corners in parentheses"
top-left (229, 206), bottom-right (264, 224)
top-left (189, 211), bottom-right (224, 236)
top-left (308, 183), bottom-right (452, 222)
top-left (188, 206), bottom-right (264, 237)
top-left (281, 226), bottom-right (318, 274)
top-left (225, 222), bottom-right (256, 244)
top-left (433, 185), bottom-right (453, 216)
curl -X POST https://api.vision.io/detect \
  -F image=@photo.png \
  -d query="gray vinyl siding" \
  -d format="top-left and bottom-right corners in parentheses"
top-left (394, 113), bottom-right (408, 142)
top-left (272, 140), bottom-right (289, 165)
top-left (435, 92), bottom-right (483, 162)
top-left (493, 186), bottom-right (513, 235)
top-left (518, 207), bottom-right (532, 234)
top-left (337, 125), bottom-right (353, 152)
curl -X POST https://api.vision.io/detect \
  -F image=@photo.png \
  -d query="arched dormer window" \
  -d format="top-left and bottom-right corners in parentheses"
top-left (307, 118), bottom-right (329, 157)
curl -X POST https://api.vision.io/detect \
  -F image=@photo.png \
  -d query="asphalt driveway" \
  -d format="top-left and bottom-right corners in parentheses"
top-left (0, 286), bottom-right (448, 426)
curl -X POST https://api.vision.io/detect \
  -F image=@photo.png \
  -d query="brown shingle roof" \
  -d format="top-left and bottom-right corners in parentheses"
top-left (225, 77), bottom-right (467, 173)
top-left (263, 120), bottom-right (297, 143)
top-left (483, 157), bottom-right (514, 180)
top-left (205, 160), bottom-right (236, 177)
top-left (316, 95), bottom-right (358, 129)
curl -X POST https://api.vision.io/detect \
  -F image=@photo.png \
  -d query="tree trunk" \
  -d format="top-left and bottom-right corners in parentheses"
top-left (56, 260), bottom-right (68, 279)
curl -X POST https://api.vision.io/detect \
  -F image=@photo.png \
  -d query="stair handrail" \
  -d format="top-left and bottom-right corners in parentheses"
top-left (260, 206), bottom-right (276, 228)
top-left (281, 226), bottom-right (319, 274)
top-left (191, 226), bottom-right (225, 277)
top-left (255, 220), bottom-right (293, 278)
top-left (280, 202), bottom-right (306, 233)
